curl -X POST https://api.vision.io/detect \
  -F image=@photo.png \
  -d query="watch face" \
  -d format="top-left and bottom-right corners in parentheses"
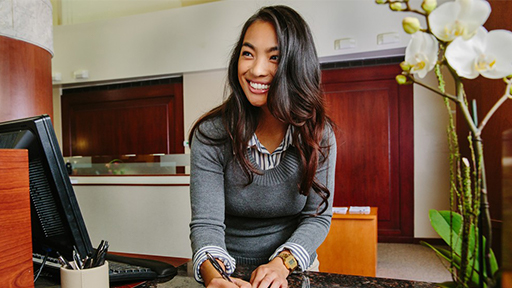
top-left (282, 254), bottom-right (297, 270)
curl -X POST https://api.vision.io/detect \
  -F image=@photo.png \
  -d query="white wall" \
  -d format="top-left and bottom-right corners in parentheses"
top-left (414, 70), bottom-right (454, 238)
top-left (183, 69), bottom-right (227, 148)
top-left (52, 0), bottom-right (451, 243)
top-left (51, 0), bottom-right (420, 84)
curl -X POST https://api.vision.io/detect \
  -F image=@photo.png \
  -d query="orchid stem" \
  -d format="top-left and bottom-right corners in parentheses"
top-left (478, 81), bottom-right (511, 131)
top-left (410, 76), bottom-right (459, 102)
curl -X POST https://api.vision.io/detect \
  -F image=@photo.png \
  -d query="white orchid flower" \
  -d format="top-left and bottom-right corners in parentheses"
top-left (446, 27), bottom-right (512, 79)
top-left (405, 32), bottom-right (439, 78)
top-left (429, 0), bottom-right (491, 42)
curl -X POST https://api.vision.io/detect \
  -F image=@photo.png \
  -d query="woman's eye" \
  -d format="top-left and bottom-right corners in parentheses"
top-left (270, 55), bottom-right (279, 61)
top-left (242, 51), bottom-right (252, 57)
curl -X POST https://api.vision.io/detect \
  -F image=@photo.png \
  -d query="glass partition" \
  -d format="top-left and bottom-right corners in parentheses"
top-left (64, 154), bottom-right (190, 175)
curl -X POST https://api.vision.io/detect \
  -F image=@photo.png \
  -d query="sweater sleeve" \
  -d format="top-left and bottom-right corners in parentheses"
top-left (282, 127), bottom-right (337, 267)
top-left (189, 121), bottom-right (235, 276)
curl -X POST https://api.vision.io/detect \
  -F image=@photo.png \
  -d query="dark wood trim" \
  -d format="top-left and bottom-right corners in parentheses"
top-left (108, 251), bottom-right (190, 268)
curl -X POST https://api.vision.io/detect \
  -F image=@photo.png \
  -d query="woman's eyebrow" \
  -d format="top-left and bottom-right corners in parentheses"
top-left (267, 46), bottom-right (279, 53)
top-left (242, 42), bottom-right (279, 53)
top-left (242, 42), bottom-right (255, 50)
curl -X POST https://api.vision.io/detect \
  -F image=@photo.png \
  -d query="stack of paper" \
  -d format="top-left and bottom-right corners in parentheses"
top-left (332, 207), bottom-right (348, 214)
top-left (348, 206), bottom-right (371, 214)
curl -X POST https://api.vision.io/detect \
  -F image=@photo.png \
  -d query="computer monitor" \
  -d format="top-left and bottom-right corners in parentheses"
top-left (0, 115), bottom-right (93, 261)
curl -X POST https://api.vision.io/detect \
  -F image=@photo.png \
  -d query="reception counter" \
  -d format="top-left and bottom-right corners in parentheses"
top-left (163, 262), bottom-right (438, 288)
top-left (70, 175), bottom-right (193, 259)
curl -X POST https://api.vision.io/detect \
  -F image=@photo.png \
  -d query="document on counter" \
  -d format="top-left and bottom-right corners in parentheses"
top-left (333, 206), bottom-right (371, 214)
top-left (332, 207), bottom-right (348, 214)
top-left (348, 206), bottom-right (371, 214)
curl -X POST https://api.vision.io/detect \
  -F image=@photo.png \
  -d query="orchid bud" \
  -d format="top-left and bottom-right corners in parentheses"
top-left (402, 17), bottom-right (421, 34)
top-left (396, 75), bottom-right (408, 85)
top-left (375, 0), bottom-right (387, 4)
top-left (421, 0), bottom-right (437, 13)
top-left (400, 61), bottom-right (411, 72)
top-left (390, 2), bottom-right (405, 11)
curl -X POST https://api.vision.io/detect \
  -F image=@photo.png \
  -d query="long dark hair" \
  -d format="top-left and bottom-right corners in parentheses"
top-left (189, 5), bottom-right (333, 214)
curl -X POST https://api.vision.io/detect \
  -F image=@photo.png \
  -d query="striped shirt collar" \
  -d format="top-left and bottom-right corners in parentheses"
top-left (248, 125), bottom-right (294, 170)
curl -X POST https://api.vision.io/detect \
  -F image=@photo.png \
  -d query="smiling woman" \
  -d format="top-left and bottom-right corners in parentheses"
top-left (187, 5), bottom-right (337, 288)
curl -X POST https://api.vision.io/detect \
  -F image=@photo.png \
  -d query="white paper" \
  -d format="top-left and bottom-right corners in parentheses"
top-left (332, 207), bottom-right (348, 214)
top-left (348, 206), bottom-right (371, 214)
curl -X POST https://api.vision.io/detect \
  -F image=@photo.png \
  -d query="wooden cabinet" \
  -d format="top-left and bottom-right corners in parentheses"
top-left (316, 207), bottom-right (377, 277)
top-left (61, 79), bottom-right (184, 157)
top-left (0, 149), bottom-right (34, 288)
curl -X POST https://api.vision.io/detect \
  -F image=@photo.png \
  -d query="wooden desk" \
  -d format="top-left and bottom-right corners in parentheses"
top-left (316, 207), bottom-right (378, 277)
top-left (0, 149), bottom-right (34, 288)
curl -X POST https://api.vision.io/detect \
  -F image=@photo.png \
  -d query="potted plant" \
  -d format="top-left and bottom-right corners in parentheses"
top-left (376, 0), bottom-right (512, 287)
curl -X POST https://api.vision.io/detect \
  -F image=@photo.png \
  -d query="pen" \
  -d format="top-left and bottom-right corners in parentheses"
top-left (205, 251), bottom-right (233, 283)
top-left (90, 240), bottom-right (104, 267)
top-left (73, 249), bottom-right (82, 270)
top-left (56, 251), bottom-right (73, 269)
top-left (95, 241), bottom-right (109, 267)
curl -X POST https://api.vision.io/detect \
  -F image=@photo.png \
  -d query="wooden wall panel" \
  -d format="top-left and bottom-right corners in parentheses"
top-left (0, 36), bottom-right (53, 122)
top-left (0, 149), bottom-right (34, 288)
top-left (322, 64), bottom-right (414, 242)
top-left (61, 82), bottom-right (184, 157)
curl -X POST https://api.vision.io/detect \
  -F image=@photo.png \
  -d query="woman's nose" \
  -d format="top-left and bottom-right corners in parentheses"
top-left (250, 58), bottom-right (269, 77)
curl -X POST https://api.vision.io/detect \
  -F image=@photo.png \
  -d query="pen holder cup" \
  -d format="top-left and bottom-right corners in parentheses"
top-left (60, 261), bottom-right (109, 288)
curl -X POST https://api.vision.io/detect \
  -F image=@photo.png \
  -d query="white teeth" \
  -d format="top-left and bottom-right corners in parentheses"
top-left (250, 81), bottom-right (269, 90)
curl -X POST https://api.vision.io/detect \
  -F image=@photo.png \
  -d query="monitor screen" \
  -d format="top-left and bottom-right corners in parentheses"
top-left (0, 115), bottom-right (93, 261)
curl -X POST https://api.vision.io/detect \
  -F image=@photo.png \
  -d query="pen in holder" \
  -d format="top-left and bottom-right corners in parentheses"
top-left (59, 240), bottom-right (110, 288)
top-left (60, 261), bottom-right (109, 288)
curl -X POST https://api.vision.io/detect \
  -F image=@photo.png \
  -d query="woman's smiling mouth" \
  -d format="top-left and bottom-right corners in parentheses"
top-left (248, 81), bottom-right (270, 93)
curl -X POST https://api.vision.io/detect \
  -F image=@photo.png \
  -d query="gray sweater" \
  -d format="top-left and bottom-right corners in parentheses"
top-left (189, 117), bottom-right (336, 267)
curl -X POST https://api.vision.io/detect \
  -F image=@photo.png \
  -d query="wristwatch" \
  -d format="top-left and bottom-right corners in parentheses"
top-left (276, 251), bottom-right (298, 273)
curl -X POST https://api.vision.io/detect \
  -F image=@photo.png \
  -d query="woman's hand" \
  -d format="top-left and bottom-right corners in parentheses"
top-left (250, 258), bottom-right (290, 288)
top-left (201, 257), bottom-right (251, 288)
top-left (207, 277), bottom-right (251, 288)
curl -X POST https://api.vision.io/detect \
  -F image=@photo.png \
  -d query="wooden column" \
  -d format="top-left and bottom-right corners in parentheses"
top-left (0, 35), bottom-right (53, 122)
top-left (0, 149), bottom-right (34, 288)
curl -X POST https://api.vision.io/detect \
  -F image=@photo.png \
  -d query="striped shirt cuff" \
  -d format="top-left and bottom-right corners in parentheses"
top-left (269, 242), bottom-right (310, 271)
top-left (192, 246), bottom-right (236, 283)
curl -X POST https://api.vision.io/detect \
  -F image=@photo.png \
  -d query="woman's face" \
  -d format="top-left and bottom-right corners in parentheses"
top-left (238, 21), bottom-right (279, 108)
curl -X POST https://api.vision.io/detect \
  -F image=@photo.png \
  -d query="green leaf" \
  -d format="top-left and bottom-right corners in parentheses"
top-left (421, 241), bottom-right (480, 286)
top-left (428, 210), bottom-right (500, 284)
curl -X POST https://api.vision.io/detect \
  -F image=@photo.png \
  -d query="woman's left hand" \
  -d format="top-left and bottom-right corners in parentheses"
top-left (249, 258), bottom-right (289, 288)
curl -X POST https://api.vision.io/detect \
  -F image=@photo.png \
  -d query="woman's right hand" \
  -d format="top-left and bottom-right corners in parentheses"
top-left (207, 277), bottom-right (251, 288)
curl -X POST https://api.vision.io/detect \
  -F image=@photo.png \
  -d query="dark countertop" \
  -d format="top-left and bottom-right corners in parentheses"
top-left (168, 262), bottom-right (440, 288)
top-left (35, 261), bottom-right (440, 287)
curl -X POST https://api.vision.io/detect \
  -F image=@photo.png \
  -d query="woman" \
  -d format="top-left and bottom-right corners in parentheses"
top-left (189, 5), bottom-right (337, 288)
